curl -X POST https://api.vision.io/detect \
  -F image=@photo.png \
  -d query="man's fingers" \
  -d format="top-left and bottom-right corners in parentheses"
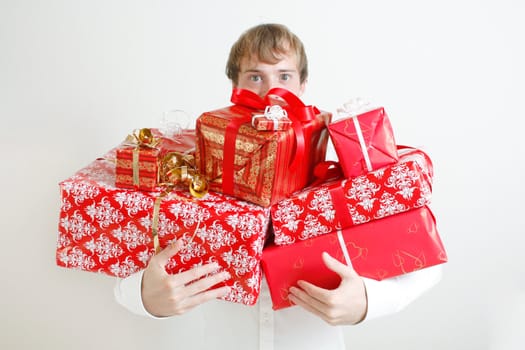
top-left (175, 261), bottom-right (225, 287)
top-left (289, 283), bottom-right (329, 312)
top-left (149, 240), bottom-right (184, 270)
top-left (322, 251), bottom-right (358, 279)
top-left (175, 285), bottom-right (231, 315)
top-left (182, 269), bottom-right (231, 296)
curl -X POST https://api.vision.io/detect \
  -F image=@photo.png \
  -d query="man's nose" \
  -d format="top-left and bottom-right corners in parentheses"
top-left (260, 77), bottom-right (281, 97)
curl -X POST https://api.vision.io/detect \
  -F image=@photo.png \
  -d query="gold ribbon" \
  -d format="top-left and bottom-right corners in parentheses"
top-left (159, 152), bottom-right (209, 198)
top-left (150, 190), bottom-right (201, 254)
top-left (152, 195), bottom-right (163, 253)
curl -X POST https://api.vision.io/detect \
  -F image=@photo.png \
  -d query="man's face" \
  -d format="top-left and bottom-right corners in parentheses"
top-left (235, 53), bottom-right (306, 98)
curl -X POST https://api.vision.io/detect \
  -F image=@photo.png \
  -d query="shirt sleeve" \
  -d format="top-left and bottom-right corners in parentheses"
top-left (113, 270), bottom-right (164, 319)
top-left (362, 264), bottom-right (443, 321)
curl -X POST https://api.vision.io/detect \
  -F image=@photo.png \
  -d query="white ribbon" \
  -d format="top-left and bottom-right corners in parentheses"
top-left (336, 229), bottom-right (353, 268)
top-left (337, 98), bottom-right (376, 172)
top-left (352, 116), bottom-right (373, 172)
top-left (252, 105), bottom-right (288, 130)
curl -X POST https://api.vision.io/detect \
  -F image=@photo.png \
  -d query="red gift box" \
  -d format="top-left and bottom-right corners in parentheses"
top-left (251, 105), bottom-right (293, 131)
top-left (196, 88), bottom-right (331, 207)
top-left (57, 152), bottom-right (270, 306)
top-left (115, 129), bottom-right (196, 191)
top-left (328, 107), bottom-right (398, 178)
top-left (271, 147), bottom-right (433, 245)
top-left (262, 206), bottom-right (447, 310)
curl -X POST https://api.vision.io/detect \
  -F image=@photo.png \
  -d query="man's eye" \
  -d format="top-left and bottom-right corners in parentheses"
top-left (250, 75), bottom-right (262, 82)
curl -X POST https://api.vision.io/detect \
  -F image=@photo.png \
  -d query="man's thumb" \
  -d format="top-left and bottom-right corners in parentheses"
top-left (150, 239), bottom-right (183, 268)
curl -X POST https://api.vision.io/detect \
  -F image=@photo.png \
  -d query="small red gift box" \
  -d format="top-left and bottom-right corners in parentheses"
top-left (196, 88), bottom-right (331, 207)
top-left (271, 147), bottom-right (433, 245)
top-left (261, 206), bottom-right (447, 310)
top-left (115, 128), bottom-right (196, 191)
top-left (328, 107), bottom-right (398, 178)
top-left (57, 152), bottom-right (270, 306)
top-left (251, 105), bottom-right (293, 131)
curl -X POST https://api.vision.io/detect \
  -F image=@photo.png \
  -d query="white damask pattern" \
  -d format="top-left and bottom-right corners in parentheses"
top-left (60, 210), bottom-right (98, 241)
top-left (169, 201), bottom-right (211, 228)
top-left (345, 177), bottom-right (381, 211)
top-left (197, 221), bottom-right (237, 252)
top-left (113, 191), bottom-right (153, 216)
top-left (58, 246), bottom-right (96, 271)
top-left (308, 188), bottom-right (336, 222)
top-left (62, 181), bottom-right (100, 205)
top-left (84, 235), bottom-right (124, 264)
top-left (177, 233), bottom-right (207, 263)
top-left (85, 197), bottom-right (125, 228)
top-left (299, 213), bottom-right (330, 240)
top-left (272, 199), bottom-right (303, 232)
top-left (223, 281), bottom-right (255, 305)
top-left (226, 212), bottom-right (264, 240)
top-left (109, 257), bottom-right (141, 278)
top-left (222, 246), bottom-right (257, 276)
top-left (111, 222), bottom-right (151, 251)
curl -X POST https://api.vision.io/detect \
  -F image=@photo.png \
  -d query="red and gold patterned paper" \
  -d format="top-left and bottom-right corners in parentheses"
top-left (252, 114), bottom-right (292, 131)
top-left (196, 88), bottom-right (331, 207)
top-left (262, 206), bottom-right (447, 310)
top-left (57, 152), bottom-right (270, 306)
top-left (328, 107), bottom-right (398, 178)
top-left (115, 129), bottom-right (196, 191)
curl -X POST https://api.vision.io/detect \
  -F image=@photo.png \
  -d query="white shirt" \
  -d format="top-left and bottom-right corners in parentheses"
top-left (114, 265), bottom-right (442, 350)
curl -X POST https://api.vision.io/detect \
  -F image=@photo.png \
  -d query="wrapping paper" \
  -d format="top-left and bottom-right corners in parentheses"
top-left (328, 107), bottom-right (398, 178)
top-left (251, 105), bottom-right (292, 131)
top-left (56, 151), bottom-right (270, 305)
top-left (196, 88), bottom-right (331, 207)
top-left (271, 147), bottom-right (433, 245)
top-left (261, 206), bottom-right (447, 310)
top-left (115, 129), bottom-right (196, 191)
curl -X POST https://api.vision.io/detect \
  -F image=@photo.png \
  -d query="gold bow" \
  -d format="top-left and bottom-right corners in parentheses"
top-left (159, 152), bottom-right (209, 198)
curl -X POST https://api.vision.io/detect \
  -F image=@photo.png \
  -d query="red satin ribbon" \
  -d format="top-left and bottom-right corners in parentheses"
top-left (221, 88), bottom-right (320, 195)
top-left (311, 161), bottom-right (343, 187)
top-left (328, 183), bottom-right (353, 229)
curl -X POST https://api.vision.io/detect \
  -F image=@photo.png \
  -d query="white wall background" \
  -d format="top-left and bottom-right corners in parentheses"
top-left (1, 0), bottom-right (524, 349)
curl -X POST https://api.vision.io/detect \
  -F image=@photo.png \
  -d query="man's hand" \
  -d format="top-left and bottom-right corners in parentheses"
top-left (288, 252), bottom-right (368, 325)
top-left (141, 240), bottom-right (231, 317)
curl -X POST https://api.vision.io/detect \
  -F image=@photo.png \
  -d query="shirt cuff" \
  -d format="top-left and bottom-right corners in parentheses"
top-left (113, 270), bottom-right (165, 319)
top-left (362, 265), bottom-right (443, 321)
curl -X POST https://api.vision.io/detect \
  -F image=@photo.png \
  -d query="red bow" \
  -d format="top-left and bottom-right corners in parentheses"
top-left (222, 88), bottom-right (319, 195)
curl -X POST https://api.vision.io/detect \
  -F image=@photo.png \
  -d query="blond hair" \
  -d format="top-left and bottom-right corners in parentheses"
top-left (226, 23), bottom-right (308, 85)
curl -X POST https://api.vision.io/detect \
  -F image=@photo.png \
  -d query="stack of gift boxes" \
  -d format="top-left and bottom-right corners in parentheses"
top-left (56, 88), bottom-right (447, 309)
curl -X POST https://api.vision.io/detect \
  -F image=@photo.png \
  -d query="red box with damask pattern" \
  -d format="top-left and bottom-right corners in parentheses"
top-left (56, 150), bottom-right (270, 306)
top-left (271, 147), bottom-right (433, 245)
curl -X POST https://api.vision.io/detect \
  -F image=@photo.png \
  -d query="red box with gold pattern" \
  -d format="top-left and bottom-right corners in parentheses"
top-left (196, 88), bottom-right (331, 207)
top-left (57, 149), bottom-right (270, 306)
top-left (115, 129), bottom-right (196, 191)
top-left (261, 206), bottom-right (447, 310)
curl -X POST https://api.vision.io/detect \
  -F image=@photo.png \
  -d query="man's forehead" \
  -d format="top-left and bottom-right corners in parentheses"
top-left (241, 54), bottom-right (299, 71)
